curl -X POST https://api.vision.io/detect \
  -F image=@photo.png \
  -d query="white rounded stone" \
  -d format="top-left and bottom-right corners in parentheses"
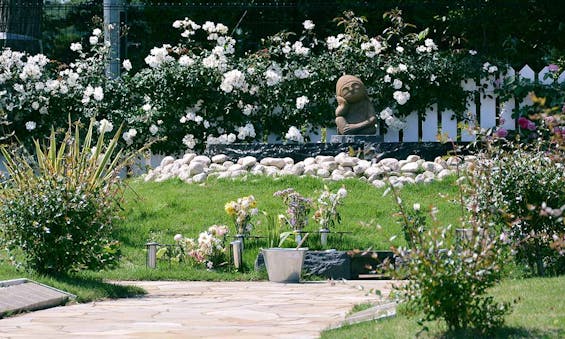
top-left (192, 155), bottom-right (211, 166)
top-left (317, 168), bottom-right (331, 178)
top-left (238, 156), bottom-right (257, 168)
top-left (188, 162), bottom-right (205, 176)
top-left (212, 154), bottom-right (229, 164)
top-left (160, 156), bottom-right (175, 167)
top-left (437, 168), bottom-right (454, 180)
top-left (372, 179), bottom-right (386, 188)
top-left (192, 173), bottom-right (207, 183)
top-left (303, 157), bottom-right (316, 166)
top-left (401, 162), bottom-right (420, 173)
top-left (260, 157), bottom-right (287, 169)
top-left (379, 158), bottom-right (400, 171)
top-left (315, 155), bottom-right (335, 163)
top-left (406, 155), bottom-right (421, 162)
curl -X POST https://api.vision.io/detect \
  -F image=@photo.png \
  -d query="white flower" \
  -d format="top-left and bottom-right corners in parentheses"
top-left (265, 65), bottom-right (282, 86)
top-left (292, 41), bottom-right (309, 55)
top-left (296, 96), bottom-right (309, 110)
top-left (285, 126), bottom-right (304, 143)
top-left (393, 91), bottom-right (410, 105)
top-left (392, 79), bottom-right (403, 89)
top-left (242, 104), bottom-right (255, 116)
top-left (93, 86), bottom-right (104, 101)
top-left (182, 134), bottom-right (196, 149)
top-left (227, 133), bottom-right (236, 143)
top-left (386, 66), bottom-right (397, 74)
top-left (424, 38), bottom-right (437, 50)
top-left (174, 234), bottom-right (183, 241)
top-left (142, 103), bottom-right (152, 111)
top-left (237, 123), bottom-right (256, 140)
top-left (398, 64), bottom-right (408, 72)
top-left (469, 49), bottom-right (477, 55)
top-left (293, 68), bottom-right (311, 79)
top-left (25, 121), bottom-right (36, 131)
top-left (380, 107), bottom-right (393, 119)
top-left (220, 69), bottom-right (247, 93)
top-left (122, 128), bottom-right (137, 145)
top-left (216, 23), bottom-right (229, 35)
top-left (303, 20), bottom-right (315, 30)
top-left (178, 55), bottom-right (195, 66)
top-left (149, 124), bottom-right (158, 135)
top-left (383, 75), bottom-right (391, 83)
top-left (89, 36), bottom-right (98, 45)
top-left (98, 119), bottom-right (113, 134)
top-left (122, 59), bottom-right (132, 71)
top-left (172, 20), bottom-right (182, 29)
top-left (337, 187), bottom-right (347, 198)
top-left (92, 28), bottom-right (102, 36)
top-left (70, 42), bottom-right (82, 52)
top-left (326, 34), bottom-right (349, 50)
top-left (31, 101), bottom-right (40, 110)
top-left (413, 203), bottom-right (421, 211)
top-left (488, 65), bottom-right (498, 73)
top-left (396, 46), bottom-right (404, 53)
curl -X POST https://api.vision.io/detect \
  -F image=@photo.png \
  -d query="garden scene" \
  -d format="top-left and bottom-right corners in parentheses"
top-left (0, 0), bottom-right (564, 337)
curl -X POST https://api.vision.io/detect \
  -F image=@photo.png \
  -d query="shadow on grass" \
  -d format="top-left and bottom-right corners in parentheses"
top-left (41, 273), bottom-right (147, 303)
top-left (439, 326), bottom-right (564, 338)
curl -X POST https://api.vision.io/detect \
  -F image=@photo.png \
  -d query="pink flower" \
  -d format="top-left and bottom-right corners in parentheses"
top-left (518, 117), bottom-right (530, 129)
top-left (495, 128), bottom-right (508, 138)
top-left (548, 64), bottom-right (559, 72)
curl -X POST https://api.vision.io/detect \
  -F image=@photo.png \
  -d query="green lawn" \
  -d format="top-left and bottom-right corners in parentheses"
top-left (322, 275), bottom-right (565, 338)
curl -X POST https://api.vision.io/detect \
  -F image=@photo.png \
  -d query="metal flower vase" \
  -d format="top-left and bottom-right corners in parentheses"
top-left (262, 248), bottom-right (308, 283)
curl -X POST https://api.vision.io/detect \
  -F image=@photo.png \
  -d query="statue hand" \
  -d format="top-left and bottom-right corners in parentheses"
top-left (368, 115), bottom-right (377, 124)
top-left (336, 96), bottom-right (347, 107)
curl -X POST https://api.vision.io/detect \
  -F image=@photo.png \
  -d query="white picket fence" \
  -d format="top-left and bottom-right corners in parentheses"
top-left (367, 65), bottom-right (565, 143)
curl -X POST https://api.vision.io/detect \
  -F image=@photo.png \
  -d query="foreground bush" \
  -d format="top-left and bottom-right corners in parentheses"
top-left (0, 120), bottom-right (131, 274)
top-left (386, 183), bottom-right (512, 334)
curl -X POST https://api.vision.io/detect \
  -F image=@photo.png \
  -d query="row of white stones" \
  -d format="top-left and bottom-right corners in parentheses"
top-left (144, 152), bottom-right (474, 188)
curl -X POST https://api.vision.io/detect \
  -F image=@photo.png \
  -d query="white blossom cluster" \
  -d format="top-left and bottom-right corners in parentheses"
top-left (265, 63), bottom-right (283, 86)
top-left (182, 134), bottom-right (196, 149)
top-left (172, 18), bottom-right (201, 40)
top-left (302, 20), bottom-right (315, 31)
top-left (393, 90), bottom-right (411, 105)
top-left (380, 107), bottom-right (406, 130)
top-left (293, 68), bottom-right (311, 79)
top-left (416, 38), bottom-right (438, 53)
top-left (326, 34), bottom-right (350, 50)
top-left (236, 123), bottom-right (256, 140)
top-left (482, 62), bottom-right (499, 74)
top-left (295, 95), bottom-right (309, 110)
top-left (180, 100), bottom-right (208, 127)
top-left (285, 126), bottom-right (304, 143)
top-left (144, 45), bottom-right (174, 68)
top-left (206, 133), bottom-right (237, 145)
top-left (122, 128), bottom-right (138, 145)
top-left (220, 69), bottom-right (248, 93)
top-left (360, 38), bottom-right (386, 58)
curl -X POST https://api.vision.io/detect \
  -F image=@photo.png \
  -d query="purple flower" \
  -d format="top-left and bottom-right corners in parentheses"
top-left (527, 121), bottom-right (537, 131)
top-left (495, 128), bottom-right (508, 138)
top-left (548, 64), bottom-right (559, 72)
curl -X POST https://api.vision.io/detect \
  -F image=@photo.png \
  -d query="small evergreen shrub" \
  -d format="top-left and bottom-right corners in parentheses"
top-left (0, 119), bottom-right (134, 274)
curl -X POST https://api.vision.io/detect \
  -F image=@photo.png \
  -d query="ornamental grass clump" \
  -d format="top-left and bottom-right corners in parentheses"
top-left (0, 119), bottom-right (136, 274)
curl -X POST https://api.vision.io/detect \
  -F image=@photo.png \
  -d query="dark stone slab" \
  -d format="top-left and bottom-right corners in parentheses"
top-left (205, 141), bottom-right (470, 163)
top-left (0, 279), bottom-right (75, 317)
top-left (205, 142), bottom-right (363, 162)
top-left (348, 250), bottom-right (395, 279)
top-left (303, 250), bottom-right (351, 280)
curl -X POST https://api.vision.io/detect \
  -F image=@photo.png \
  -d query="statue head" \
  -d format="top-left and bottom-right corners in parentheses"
top-left (336, 75), bottom-right (366, 103)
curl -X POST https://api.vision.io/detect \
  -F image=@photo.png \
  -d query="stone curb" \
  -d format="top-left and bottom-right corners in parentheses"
top-left (328, 301), bottom-right (397, 330)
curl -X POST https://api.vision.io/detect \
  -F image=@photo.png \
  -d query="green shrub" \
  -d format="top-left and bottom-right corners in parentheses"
top-left (386, 185), bottom-right (512, 334)
top-left (470, 97), bottom-right (565, 276)
top-left (0, 119), bottom-right (134, 274)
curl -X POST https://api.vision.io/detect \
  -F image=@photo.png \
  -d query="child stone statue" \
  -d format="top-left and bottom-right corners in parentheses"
top-left (335, 75), bottom-right (377, 135)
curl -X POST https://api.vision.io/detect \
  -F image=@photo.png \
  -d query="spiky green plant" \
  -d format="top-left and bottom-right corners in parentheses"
top-left (0, 119), bottom-right (138, 274)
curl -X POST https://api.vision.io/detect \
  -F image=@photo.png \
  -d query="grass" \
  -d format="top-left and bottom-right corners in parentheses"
top-left (323, 275), bottom-right (565, 338)
top-left (0, 174), bottom-right (461, 298)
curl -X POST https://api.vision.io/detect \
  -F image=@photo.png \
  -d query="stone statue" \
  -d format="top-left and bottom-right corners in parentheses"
top-left (335, 75), bottom-right (377, 135)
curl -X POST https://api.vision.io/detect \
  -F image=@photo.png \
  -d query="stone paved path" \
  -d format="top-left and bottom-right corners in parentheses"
top-left (0, 280), bottom-right (394, 338)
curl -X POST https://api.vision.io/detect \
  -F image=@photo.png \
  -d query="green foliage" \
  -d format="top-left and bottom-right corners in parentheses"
top-left (0, 119), bottom-right (132, 274)
top-left (469, 96), bottom-right (565, 276)
top-left (386, 183), bottom-right (512, 334)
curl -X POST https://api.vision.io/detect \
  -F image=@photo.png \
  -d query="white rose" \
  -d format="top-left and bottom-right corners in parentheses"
top-left (25, 121), bottom-right (37, 131)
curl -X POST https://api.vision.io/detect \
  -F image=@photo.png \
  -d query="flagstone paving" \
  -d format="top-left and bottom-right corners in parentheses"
top-left (0, 280), bottom-right (395, 338)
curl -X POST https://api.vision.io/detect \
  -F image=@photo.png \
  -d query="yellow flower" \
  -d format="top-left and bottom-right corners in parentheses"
top-left (224, 201), bottom-right (237, 216)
